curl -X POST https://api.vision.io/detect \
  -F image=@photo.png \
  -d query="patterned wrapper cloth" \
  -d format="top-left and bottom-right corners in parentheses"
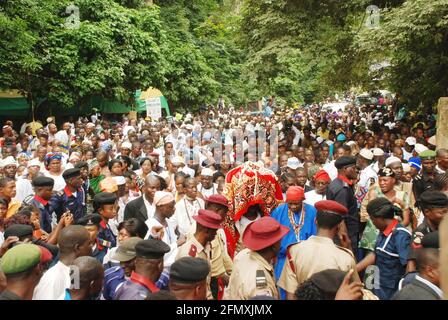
top-left (222, 161), bottom-right (283, 258)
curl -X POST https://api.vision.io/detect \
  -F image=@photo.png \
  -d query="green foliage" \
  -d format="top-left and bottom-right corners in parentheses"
top-left (1, 0), bottom-right (447, 113)
top-left (354, 0), bottom-right (448, 107)
top-left (0, 0), bottom-right (165, 109)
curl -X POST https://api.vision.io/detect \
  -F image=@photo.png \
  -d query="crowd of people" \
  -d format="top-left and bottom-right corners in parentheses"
top-left (0, 100), bottom-right (446, 300)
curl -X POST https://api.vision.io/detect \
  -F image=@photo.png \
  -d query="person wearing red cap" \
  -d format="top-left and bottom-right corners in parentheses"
top-left (224, 216), bottom-right (289, 300)
top-left (270, 186), bottom-right (317, 299)
top-left (176, 209), bottom-right (222, 299)
top-left (304, 170), bottom-right (330, 206)
top-left (278, 200), bottom-right (359, 300)
top-left (204, 195), bottom-right (233, 300)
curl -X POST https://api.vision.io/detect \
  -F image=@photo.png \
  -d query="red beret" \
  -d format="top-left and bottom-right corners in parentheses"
top-left (38, 246), bottom-right (53, 264)
top-left (314, 170), bottom-right (331, 182)
top-left (242, 217), bottom-right (289, 251)
top-left (315, 200), bottom-right (348, 215)
top-left (193, 209), bottom-right (222, 229)
top-left (205, 194), bottom-right (229, 208)
top-left (286, 186), bottom-right (305, 202)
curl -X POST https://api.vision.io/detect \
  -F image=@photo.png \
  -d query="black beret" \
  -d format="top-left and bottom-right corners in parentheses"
top-left (32, 176), bottom-right (54, 187)
top-left (378, 167), bottom-right (395, 177)
top-left (76, 214), bottom-right (102, 227)
top-left (335, 156), bottom-right (357, 169)
top-left (418, 191), bottom-right (448, 209)
top-left (421, 231), bottom-right (439, 249)
top-left (4, 224), bottom-right (34, 239)
top-left (62, 168), bottom-right (81, 180)
top-left (93, 192), bottom-right (118, 206)
top-left (74, 161), bottom-right (88, 169)
top-left (308, 269), bottom-right (346, 295)
top-left (366, 197), bottom-right (400, 219)
top-left (170, 257), bottom-right (210, 284)
top-left (135, 239), bottom-right (170, 259)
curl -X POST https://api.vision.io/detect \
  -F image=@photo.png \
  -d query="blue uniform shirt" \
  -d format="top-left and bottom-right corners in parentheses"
top-left (374, 219), bottom-right (411, 300)
top-left (29, 196), bottom-right (53, 234)
top-left (50, 186), bottom-right (86, 221)
top-left (98, 219), bottom-right (117, 249)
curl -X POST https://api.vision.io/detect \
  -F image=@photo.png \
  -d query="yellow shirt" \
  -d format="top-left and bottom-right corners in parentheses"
top-left (6, 199), bottom-right (22, 218)
top-left (278, 236), bottom-right (359, 294)
top-left (224, 248), bottom-right (278, 300)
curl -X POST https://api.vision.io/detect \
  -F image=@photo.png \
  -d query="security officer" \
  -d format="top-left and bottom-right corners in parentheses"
top-left (278, 200), bottom-right (359, 300)
top-left (114, 239), bottom-right (170, 300)
top-left (406, 190), bottom-right (448, 273)
top-left (326, 156), bottom-right (359, 253)
top-left (76, 214), bottom-right (108, 263)
top-left (205, 194), bottom-right (233, 300)
top-left (75, 161), bottom-right (89, 204)
top-left (224, 216), bottom-right (289, 300)
top-left (169, 257), bottom-right (210, 300)
top-left (356, 197), bottom-right (411, 300)
top-left (28, 176), bottom-right (55, 234)
top-left (93, 192), bottom-right (118, 250)
top-left (413, 150), bottom-right (437, 201)
top-left (50, 168), bottom-right (85, 222)
top-left (176, 209), bottom-right (221, 299)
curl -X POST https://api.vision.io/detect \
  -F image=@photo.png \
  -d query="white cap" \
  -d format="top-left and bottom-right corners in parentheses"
top-left (28, 158), bottom-right (41, 167)
top-left (121, 141), bottom-right (132, 150)
top-left (402, 163), bottom-right (411, 173)
top-left (428, 135), bottom-right (436, 146)
top-left (1, 156), bottom-right (18, 168)
top-left (372, 148), bottom-right (384, 157)
top-left (112, 176), bottom-right (126, 185)
top-left (171, 156), bottom-right (185, 165)
top-left (86, 122), bottom-right (95, 128)
top-left (359, 149), bottom-right (374, 160)
top-left (346, 141), bottom-right (356, 147)
top-left (287, 157), bottom-right (300, 170)
top-left (201, 168), bottom-right (214, 177)
top-left (385, 156), bottom-right (402, 167)
top-left (185, 124), bottom-right (194, 131)
top-left (405, 137), bottom-right (416, 146)
top-left (414, 143), bottom-right (428, 154)
top-left (82, 139), bottom-right (92, 145)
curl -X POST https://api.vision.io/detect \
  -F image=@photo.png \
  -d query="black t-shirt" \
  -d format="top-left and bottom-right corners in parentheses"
top-left (407, 220), bottom-right (434, 260)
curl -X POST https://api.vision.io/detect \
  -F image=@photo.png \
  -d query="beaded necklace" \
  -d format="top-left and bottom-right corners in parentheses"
top-left (288, 206), bottom-right (306, 241)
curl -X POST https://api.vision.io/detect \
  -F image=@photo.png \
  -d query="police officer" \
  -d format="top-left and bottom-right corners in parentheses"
top-left (76, 214), bottom-right (107, 263)
top-left (28, 176), bottom-right (55, 233)
top-left (326, 156), bottom-right (359, 253)
top-left (406, 190), bottom-right (448, 273)
top-left (278, 200), bottom-right (359, 300)
top-left (74, 161), bottom-right (89, 204)
top-left (176, 209), bottom-right (222, 261)
top-left (50, 168), bottom-right (85, 222)
top-left (176, 209), bottom-right (221, 299)
top-left (114, 239), bottom-right (170, 300)
top-left (356, 197), bottom-right (411, 300)
top-left (224, 216), bottom-right (289, 300)
top-left (413, 150), bottom-right (437, 201)
top-left (169, 257), bottom-right (210, 300)
top-left (93, 192), bottom-right (118, 250)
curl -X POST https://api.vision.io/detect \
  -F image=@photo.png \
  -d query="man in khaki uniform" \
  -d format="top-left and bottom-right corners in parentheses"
top-left (176, 209), bottom-right (222, 299)
top-left (205, 194), bottom-right (233, 300)
top-left (224, 216), bottom-right (289, 300)
top-left (278, 200), bottom-right (360, 300)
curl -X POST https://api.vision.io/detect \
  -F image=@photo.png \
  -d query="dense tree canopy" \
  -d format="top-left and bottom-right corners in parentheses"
top-left (0, 0), bottom-right (447, 112)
